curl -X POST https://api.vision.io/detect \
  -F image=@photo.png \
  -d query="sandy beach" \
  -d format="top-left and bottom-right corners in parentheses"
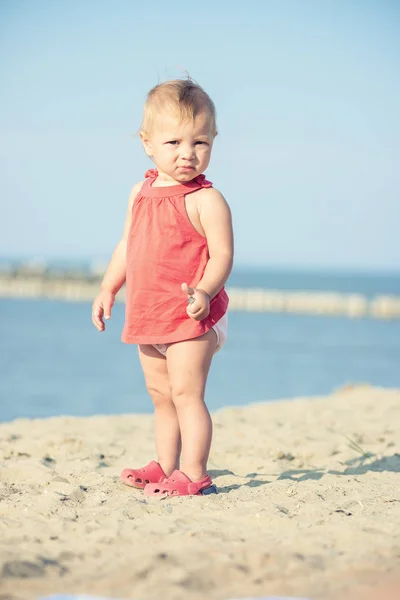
top-left (0, 385), bottom-right (399, 600)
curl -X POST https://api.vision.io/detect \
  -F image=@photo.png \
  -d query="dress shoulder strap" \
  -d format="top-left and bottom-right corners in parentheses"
top-left (144, 169), bottom-right (158, 181)
top-left (192, 174), bottom-right (213, 189)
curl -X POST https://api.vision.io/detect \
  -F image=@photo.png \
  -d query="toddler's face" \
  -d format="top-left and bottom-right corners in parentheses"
top-left (141, 110), bottom-right (215, 183)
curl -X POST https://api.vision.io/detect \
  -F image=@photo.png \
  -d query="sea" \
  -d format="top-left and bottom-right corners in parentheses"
top-left (1, 267), bottom-right (399, 423)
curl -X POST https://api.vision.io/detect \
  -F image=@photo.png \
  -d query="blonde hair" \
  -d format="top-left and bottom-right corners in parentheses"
top-left (141, 78), bottom-right (217, 136)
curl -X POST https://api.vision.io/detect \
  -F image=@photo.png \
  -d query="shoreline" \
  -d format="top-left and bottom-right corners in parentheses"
top-left (1, 384), bottom-right (398, 425)
top-left (1, 274), bottom-right (400, 319)
top-left (1, 385), bottom-right (399, 599)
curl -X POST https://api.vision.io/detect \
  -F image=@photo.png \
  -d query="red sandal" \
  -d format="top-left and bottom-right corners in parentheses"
top-left (120, 460), bottom-right (167, 489)
top-left (143, 470), bottom-right (217, 497)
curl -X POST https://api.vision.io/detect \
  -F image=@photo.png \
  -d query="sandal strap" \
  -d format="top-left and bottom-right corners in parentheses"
top-left (144, 471), bottom-right (213, 496)
top-left (187, 476), bottom-right (212, 494)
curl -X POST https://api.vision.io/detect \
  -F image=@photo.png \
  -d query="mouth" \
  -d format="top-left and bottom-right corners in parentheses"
top-left (177, 166), bottom-right (195, 172)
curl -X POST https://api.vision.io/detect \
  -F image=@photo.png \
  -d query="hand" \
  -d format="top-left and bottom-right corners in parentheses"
top-left (92, 290), bottom-right (115, 332)
top-left (181, 282), bottom-right (210, 321)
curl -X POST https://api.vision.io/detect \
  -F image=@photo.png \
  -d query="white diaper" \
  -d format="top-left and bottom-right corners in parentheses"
top-left (153, 313), bottom-right (228, 357)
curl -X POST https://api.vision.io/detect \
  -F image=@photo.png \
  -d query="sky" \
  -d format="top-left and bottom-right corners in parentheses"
top-left (1, 0), bottom-right (399, 271)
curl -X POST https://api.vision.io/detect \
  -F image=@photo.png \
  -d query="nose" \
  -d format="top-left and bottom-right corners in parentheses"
top-left (179, 144), bottom-right (195, 160)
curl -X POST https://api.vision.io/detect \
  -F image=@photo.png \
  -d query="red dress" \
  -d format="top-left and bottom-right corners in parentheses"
top-left (121, 170), bottom-right (229, 345)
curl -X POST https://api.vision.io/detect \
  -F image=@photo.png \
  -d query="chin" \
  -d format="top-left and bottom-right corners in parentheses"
top-left (178, 174), bottom-right (197, 181)
top-left (176, 171), bottom-right (201, 182)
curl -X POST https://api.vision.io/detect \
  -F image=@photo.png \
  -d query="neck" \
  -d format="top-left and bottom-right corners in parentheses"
top-left (155, 170), bottom-right (179, 185)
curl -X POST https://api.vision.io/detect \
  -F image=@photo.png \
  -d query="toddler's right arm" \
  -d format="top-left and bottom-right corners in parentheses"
top-left (92, 181), bottom-right (142, 332)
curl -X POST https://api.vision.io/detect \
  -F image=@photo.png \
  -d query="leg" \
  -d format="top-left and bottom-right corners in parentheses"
top-left (138, 344), bottom-right (181, 476)
top-left (166, 329), bottom-right (217, 482)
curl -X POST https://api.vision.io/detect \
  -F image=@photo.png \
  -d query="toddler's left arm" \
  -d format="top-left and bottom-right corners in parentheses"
top-left (197, 188), bottom-right (234, 298)
top-left (195, 188), bottom-right (234, 297)
top-left (182, 188), bottom-right (233, 321)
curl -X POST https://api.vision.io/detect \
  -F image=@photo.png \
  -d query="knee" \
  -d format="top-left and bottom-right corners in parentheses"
top-left (170, 386), bottom-right (204, 409)
top-left (146, 384), bottom-right (172, 408)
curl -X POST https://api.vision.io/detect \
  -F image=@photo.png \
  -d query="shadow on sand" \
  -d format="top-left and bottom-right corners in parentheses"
top-left (208, 468), bottom-right (272, 494)
top-left (277, 453), bottom-right (400, 483)
top-left (209, 453), bottom-right (400, 492)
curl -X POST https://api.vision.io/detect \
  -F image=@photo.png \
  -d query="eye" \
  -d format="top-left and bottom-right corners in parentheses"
top-left (195, 141), bottom-right (208, 145)
top-left (166, 140), bottom-right (179, 145)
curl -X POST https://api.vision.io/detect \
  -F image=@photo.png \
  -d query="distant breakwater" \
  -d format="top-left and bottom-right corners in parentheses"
top-left (1, 274), bottom-right (400, 320)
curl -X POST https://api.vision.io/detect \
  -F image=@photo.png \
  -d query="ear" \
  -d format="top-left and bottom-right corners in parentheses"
top-left (140, 131), bottom-right (153, 157)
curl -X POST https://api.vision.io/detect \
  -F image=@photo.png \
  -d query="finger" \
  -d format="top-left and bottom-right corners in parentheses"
top-left (186, 306), bottom-right (206, 321)
top-left (186, 302), bottom-right (203, 316)
top-left (181, 282), bottom-right (195, 296)
top-left (92, 305), bottom-right (105, 330)
top-left (186, 306), bottom-right (197, 319)
top-left (93, 317), bottom-right (104, 331)
top-left (92, 316), bottom-right (104, 332)
top-left (93, 304), bottom-right (104, 322)
top-left (103, 302), bottom-right (112, 320)
top-left (186, 298), bottom-right (202, 313)
top-left (188, 303), bottom-right (203, 315)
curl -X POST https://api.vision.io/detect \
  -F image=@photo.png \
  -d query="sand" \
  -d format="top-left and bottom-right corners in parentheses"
top-left (0, 385), bottom-right (399, 600)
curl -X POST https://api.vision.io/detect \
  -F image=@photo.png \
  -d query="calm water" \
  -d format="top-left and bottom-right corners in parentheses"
top-left (0, 268), bottom-right (399, 423)
top-left (227, 267), bottom-right (400, 297)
